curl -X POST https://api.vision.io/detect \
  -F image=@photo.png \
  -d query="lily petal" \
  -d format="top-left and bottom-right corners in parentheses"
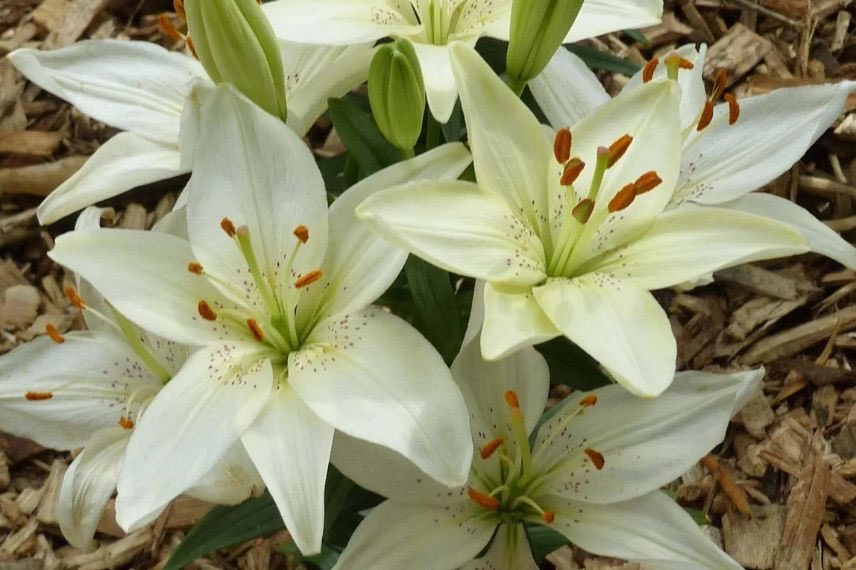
top-left (58, 428), bottom-right (128, 551)
top-left (37, 132), bottom-right (184, 225)
top-left (720, 193), bottom-right (856, 269)
top-left (115, 345), bottom-right (273, 531)
top-left (242, 385), bottom-right (333, 555)
top-left (332, 500), bottom-right (495, 570)
top-left (186, 443), bottom-right (264, 506)
top-left (533, 274), bottom-right (676, 397)
top-left (532, 369), bottom-right (762, 503)
top-left (50, 229), bottom-right (237, 346)
top-left (529, 48), bottom-right (610, 128)
top-left (461, 523), bottom-right (538, 570)
top-left (675, 81), bottom-right (856, 206)
top-left (357, 180), bottom-right (546, 287)
top-left (0, 332), bottom-right (161, 450)
top-left (589, 207), bottom-right (809, 290)
top-left (9, 40), bottom-right (204, 143)
top-left (413, 41), bottom-right (465, 123)
top-left (290, 307), bottom-right (473, 487)
top-left (481, 283), bottom-right (561, 360)
top-left (263, 0), bottom-right (421, 44)
top-left (567, 0), bottom-right (663, 42)
top-left (545, 492), bottom-right (741, 569)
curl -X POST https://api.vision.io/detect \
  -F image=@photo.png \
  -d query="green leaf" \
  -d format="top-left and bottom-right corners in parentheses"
top-left (526, 523), bottom-right (569, 561)
top-left (164, 492), bottom-right (283, 570)
top-left (278, 542), bottom-right (342, 570)
top-left (404, 255), bottom-right (463, 364)
top-left (565, 45), bottom-right (641, 75)
top-left (536, 337), bottom-right (613, 392)
top-left (328, 97), bottom-right (399, 179)
top-left (622, 28), bottom-right (651, 47)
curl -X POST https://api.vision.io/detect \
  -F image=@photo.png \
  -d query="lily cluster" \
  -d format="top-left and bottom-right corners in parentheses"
top-left (0, 0), bottom-right (853, 568)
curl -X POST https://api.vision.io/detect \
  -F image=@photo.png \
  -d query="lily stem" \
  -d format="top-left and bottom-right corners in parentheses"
top-left (426, 115), bottom-right (441, 151)
top-left (502, 72), bottom-right (527, 98)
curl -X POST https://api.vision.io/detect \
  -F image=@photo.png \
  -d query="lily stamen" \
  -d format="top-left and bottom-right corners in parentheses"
top-left (119, 417), bottom-right (135, 429)
top-left (293, 224), bottom-right (310, 243)
top-left (46, 324), bottom-right (64, 344)
top-left (187, 261), bottom-right (204, 274)
top-left (607, 183), bottom-right (637, 213)
top-left (220, 217), bottom-right (237, 237)
top-left (64, 286), bottom-right (86, 309)
top-left (696, 101), bottom-right (714, 131)
top-left (561, 158), bottom-right (585, 186)
top-left (725, 93), bottom-right (740, 125)
top-left (554, 128), bottom-right (572, 163)
top-left (579, 394), bottom-right (598, 407)
top-left (467, 487), bottom-right (500, 510)
top-left (571, 198), bottom-right (594, 224)
top-left (197, 300), bottom-right (217, 321)
top-left (247, 318), bottom-right (265, 342)
top-left (634, 171), bottom-right (663, 195)
top-left (480, 436), bottom-right (505, 459)
top-left (711, 68), bottom-right (728, 102)
top-left (25, 391), bottom-right (53, 401)
top-left (584, 447), bottom-right (605, 470)
top-left (642, 57), bottom-right (659, 83)
top-left (664, 54), bottom-right (694, 80)
top-left (606, 134), bottom-right (633, 168)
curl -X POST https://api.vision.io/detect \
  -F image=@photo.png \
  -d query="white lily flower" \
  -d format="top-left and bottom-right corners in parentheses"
top-left (262, 0), bottom-right (662, 123)
top-left (330, 300), bottom-right (759, 569)
top-left (0, 208), bottom-right (262, 551)
top-left (358, 44), bottom-right (807, 397)
top-left (531, 44), bottom-right (856, 269)
top-left (9, 38), bottom-right (373, 224)
top-left (49, 85), bottom-right (475, 555)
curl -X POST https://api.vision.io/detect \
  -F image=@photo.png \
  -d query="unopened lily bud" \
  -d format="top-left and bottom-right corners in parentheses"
top-left (184, 0), bottom-right (287, 121)
top-left (506, 0), bottom-right (584, 89)
top-left (368, 38), bottom-right (425, 154)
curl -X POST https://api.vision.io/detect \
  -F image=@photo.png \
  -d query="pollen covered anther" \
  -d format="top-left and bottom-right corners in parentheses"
top-left (541, 511), bottom-right (555, 524)
top-left (64, 286), bottom-right (85, 309)
top-left (504, 390), bottom-right (520, 410)
top-left (584, 448), bottom-right (605, 470)
top-left (294, 270), bottom-right (323, 289)
top-left (579, 394), bottom-right (598, 407)
top-left (173, 0), bottom-right (185, 19)
top-left (642, 57), bottom-right (659, 83)
top-left (712, 68), bottom-right (728, 102)
top-left (293, 225), bottom-right (310, 243)
top-left (46, 324), bottom-right (64, 344)
top-left (25, 391), bottom-right (53, 401)
top-left (696, 100), bottom-right (714, 131)
top-left (467, 488), bottom-right (500, 510)
top-left (119, 417), bottom-right (135, 429)
top-left (553, 128), bottom-right (572, 163)
top-left (606, 135), bottom-right (633, 168)
top-left (220, 217), bottom-right (237, 237)
top-left (572, 198), bottom-right (594, 224)
top-left (725, 93), bottom-right (740, 125)
top-left (157, 14), bottom-right (183, 40)
top-left (634, 171), bottom-right (663, 195)
top-left (561, 158), bottom-right (585, 186)
top-left (247, 318), bottom-right (265, 342)
top-left (608, 183), bottom-right (637, 213)
top-left (187, 262), bottom-right (204, 274)
top-left (480, 437), bottom-right (504, 459)
top-left (197, 300), bottom-right (217, 321)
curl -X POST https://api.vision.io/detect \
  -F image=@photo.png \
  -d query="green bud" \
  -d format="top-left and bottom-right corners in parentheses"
top-left (506, 0), bottom-right (584, 89)
top-left (184, 0), bottom-right (287, 121)
top-left (368, 38), bottom-right (426, 154)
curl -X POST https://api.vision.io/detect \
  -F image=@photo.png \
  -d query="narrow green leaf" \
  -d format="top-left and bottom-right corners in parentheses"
top-left (526, 523), bottom-right (569, 561)
top-left (622, 28), bottom-right (651, 47)
top-left (164, 492), bottom-right (283, 570)
top-left (564, 45), bottom-right (641, 75)
top-left (404, 256), bottom-right (463, 364)
top-left (327, 97), bottom-right (399, 179)
top-left (536, 337), bottom-right (613, 392)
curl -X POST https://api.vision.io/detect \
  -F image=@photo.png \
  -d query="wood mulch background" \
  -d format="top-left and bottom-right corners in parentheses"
top-left (0, 0), bottom-right (854, 568)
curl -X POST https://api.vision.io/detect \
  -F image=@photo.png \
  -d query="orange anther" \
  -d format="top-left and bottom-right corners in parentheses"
top-left (642, 57), bottom-right (659, 83)
top-left (606, 134), bottom-right (633, 168)
top-left (541, 511), bottom-right (555, 524)
top-left (64, 286), bottom-right (85, 309)
top-left (579, 394), bottom-right (598, 407)
top-left (571, 198), bottom-right (594, 224)
top-left (247, 318), bottom-right (265, 342)
top-left (294, 270), bottom-right (323, 289)
top-left (504, 390), bottom-right (520, 410)
top-left (46, 324), bottom-right (64, 344)
top-left (293, 225), bottom-right (309, 244)
top-left (25, 391), bottom-right (53, 401)
top-left (696, 100), bottom-right (714, 131)
top-left (712, 68), bottom-right (728, 102)
top-left (173, 0), bottom-right (186, 19)
top-left (725, 93), bottom-right (740, 125)
top-left (480, 437), bottom-right (504, 459)
top-left (157, 14), bottom-right (183, 41)
top-left (553, 128), bottom-right (572, 163)
top-left (634, 171), bottom-right (663, 195)
top-left (119, 417), bottom-right (135, 429)
top-left (560, 158), bottom-right (585, 186)
top-left (608, 183), bottom-right (637, 213)
top-left (187, 262), bottom-right (204, 275)
top-left (467, 488), bottom-right (500, 510)
top-left (584, 448), bottom-right (605, 470)
top-left (220, 217), bottom-right (236, 237)
top-left (197, 300), bottom-right (217, 321)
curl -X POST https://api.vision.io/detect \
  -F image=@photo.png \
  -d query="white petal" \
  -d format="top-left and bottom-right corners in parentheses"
top-left (58, 428), bottom-right (128, 551)
top-left (36, 132), bottom-right (184, 225)
top-left (529, 48), bottom-right (610, 128)
top-left (0, 332), bottom-right (161, 450)
top-left (358, 180), bottom-right (546, 287)
top-left (462, 523), bottom-right (538, 570)
top-left (675, 81), bottom-right (856, 205)
top-left (185, 443), bottom-right (264, 506)
top-left (450, 43), bottom-right (553, 240)
top-left (263, 0), bottom-right (420, 44)
top-left (283, 42), bottom-right (374, 136)
top-left (413, 41), bottom-right (462, 123)
top-left (481, 283), bottom-right (561, 360)
top-left (49, 229), bottom-right (237, 346)
top-left (290, 307), bottom-right (473, 487)
top-left (332, 500), bottom-right (496, 570)
top-left (533, 274), bottom-right (676, 397)
top-left (720, 193), bottom-right (856, 269)
top-left (566, 0), bottom-right (663, 42)
top-left (546, 492), bottom-right (741, 569)
top-left (590, 206), bottom-right (809, 290)
top-left (242, 385), bottom-right (333, 555)
top-left (9, 40), bottom-right (204, 143)
top-left (185, 85), bottom-right (329, 305)
top-left (115, 345), bottom-right (273, 530)
top-left (532, 369), bottom-right (762, 503)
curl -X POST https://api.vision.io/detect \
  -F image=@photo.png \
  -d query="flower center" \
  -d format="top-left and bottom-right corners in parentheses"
top-left (411, 0), bottom-right (465, 45)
